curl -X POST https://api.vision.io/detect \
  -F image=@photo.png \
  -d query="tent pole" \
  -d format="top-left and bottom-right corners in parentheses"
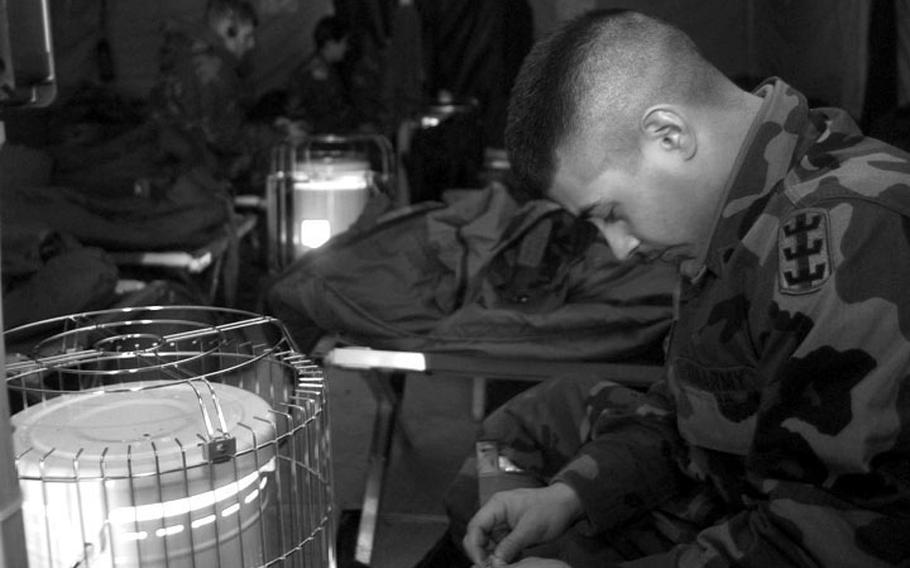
top-left (0, 118), bottom-right (29, 567)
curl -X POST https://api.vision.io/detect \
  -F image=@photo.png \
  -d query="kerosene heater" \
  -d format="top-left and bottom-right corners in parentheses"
top-left (4, 305), bottom-right (336, 568)
top-left (265, 134), bottom-right (395, 269)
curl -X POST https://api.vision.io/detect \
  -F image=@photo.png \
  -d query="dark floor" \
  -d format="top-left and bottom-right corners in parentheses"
top-left (326, 366), bottom-right (478, 568)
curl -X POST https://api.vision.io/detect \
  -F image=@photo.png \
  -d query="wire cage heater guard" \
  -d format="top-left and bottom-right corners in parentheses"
top-left (4, 305), bottom-right (336, 568)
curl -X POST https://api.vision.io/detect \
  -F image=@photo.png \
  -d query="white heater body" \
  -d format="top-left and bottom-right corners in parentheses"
top-left (292, 156), bottom-right (372, 251)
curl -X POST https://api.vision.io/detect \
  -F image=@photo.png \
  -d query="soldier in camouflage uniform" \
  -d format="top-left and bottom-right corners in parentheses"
top-left (422, 9), bottom-right (910, 568)
top-left (150, 0), bottom-right (286, 185)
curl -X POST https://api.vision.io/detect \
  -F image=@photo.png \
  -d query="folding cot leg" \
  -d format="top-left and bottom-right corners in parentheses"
top-left (472, 376), bottom-right (487, 421)
top-left (355, 370), bottom-right (406, 566)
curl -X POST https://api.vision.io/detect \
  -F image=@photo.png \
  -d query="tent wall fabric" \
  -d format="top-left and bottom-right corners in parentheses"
top-left (525, 0), bottom-right (750, 74)
top-left (48, 0), bottom-right (333, 102)
top-left (416, 0), bottom-right (534, 149)
top-left (897, 0), bottom-right (910, 108)
top-left (44, 1), bottom-right (875, 129)
top-left (543, 0), bottom-right (869, 121)
top-left (751, 0), bottom-right (869, 122)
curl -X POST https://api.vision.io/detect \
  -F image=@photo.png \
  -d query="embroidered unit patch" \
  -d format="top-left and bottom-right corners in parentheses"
top-left (778, 209), bottom-right (831, 294)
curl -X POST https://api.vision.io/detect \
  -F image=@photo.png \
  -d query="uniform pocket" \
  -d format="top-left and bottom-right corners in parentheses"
top-left (672, 357), bottom-right (762, 455)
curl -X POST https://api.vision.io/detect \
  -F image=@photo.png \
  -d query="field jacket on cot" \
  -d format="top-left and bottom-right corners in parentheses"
top-left (553, 78), bottom-right (910, 566)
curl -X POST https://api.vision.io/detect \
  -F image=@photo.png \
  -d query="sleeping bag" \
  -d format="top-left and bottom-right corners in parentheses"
top-left (266, 183), bottom-right (678, 361)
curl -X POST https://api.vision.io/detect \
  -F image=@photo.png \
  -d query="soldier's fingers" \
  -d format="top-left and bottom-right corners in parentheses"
top-left (492, 511), bottom-right (552, 564)
top-left (463, 525), bottom-right (491, 566)
top-left (491, 524), bottom-right (530, 564)
top-left (464, 503), bottom-right (509, 564)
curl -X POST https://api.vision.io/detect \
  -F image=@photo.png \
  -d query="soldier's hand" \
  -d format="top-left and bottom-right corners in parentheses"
top-left (463, 482), bottom-right (583, 567)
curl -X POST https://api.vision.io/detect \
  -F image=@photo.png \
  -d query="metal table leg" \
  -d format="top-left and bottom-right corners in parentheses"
top-left (354, 370), bottom-right (406, 566)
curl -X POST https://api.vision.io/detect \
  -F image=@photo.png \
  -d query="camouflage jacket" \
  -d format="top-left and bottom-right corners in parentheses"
top-left (149, 21), bottom-right (257, 174)
top-left (553, 78), bottom-right (910, 566)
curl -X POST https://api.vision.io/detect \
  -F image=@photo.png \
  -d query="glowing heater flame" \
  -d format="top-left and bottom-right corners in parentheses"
top-left (107, 457), bottom-right (275, 524)
top-left (299, 219), bottom-right (332, 248)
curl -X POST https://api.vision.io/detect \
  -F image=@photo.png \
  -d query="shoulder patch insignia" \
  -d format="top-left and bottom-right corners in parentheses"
top-left (778, 208), bottom-right (832, 294)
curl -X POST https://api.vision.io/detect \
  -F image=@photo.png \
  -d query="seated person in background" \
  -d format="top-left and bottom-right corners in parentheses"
top-left (420, 8), bottom-right (910, 568)
top-left (150, 0), bottom-right (298, 188)
top-left (286, 15), bottom-right (375, 135)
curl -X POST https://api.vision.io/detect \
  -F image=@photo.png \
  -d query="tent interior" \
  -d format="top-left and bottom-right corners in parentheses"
top-left (3, 0), bottom-right (906, 147)
top-left (0, 1), bottom-right (909, 567)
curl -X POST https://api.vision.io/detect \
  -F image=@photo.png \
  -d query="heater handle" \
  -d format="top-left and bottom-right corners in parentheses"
top-left (185, 379), bottom-right (237, 463)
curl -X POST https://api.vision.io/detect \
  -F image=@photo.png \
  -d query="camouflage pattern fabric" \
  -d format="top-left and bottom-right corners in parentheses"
top-left (549, 78), bottom-right (910, 566)
top-left (150, 22), bottom-right (275, 181)
top-left (441, 377), bottom-right (689, 567)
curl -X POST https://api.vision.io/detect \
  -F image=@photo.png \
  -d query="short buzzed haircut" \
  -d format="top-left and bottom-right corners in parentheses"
top-left (505, 9), bottom-right (728, 199)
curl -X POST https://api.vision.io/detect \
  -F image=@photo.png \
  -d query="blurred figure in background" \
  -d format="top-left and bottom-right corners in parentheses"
top-left (150, 0), bottom-right (298, 190)
top-left (286, 15), bottom-right (376, 135)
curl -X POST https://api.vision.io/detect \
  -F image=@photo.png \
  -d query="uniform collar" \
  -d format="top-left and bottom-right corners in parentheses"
top-left (684, 78), bottom-right (816, 282)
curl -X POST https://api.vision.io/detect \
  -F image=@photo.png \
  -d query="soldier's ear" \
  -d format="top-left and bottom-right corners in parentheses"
top-left (641, 107), bottom-right (696, 161)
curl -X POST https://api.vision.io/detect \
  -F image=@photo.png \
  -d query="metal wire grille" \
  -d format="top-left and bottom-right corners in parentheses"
top-left (5, 306), bottom-right (336, 568)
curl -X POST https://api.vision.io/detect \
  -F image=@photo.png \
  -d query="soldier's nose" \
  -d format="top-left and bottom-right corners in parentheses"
top-left (591, 219), bottom-right (640, 261)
